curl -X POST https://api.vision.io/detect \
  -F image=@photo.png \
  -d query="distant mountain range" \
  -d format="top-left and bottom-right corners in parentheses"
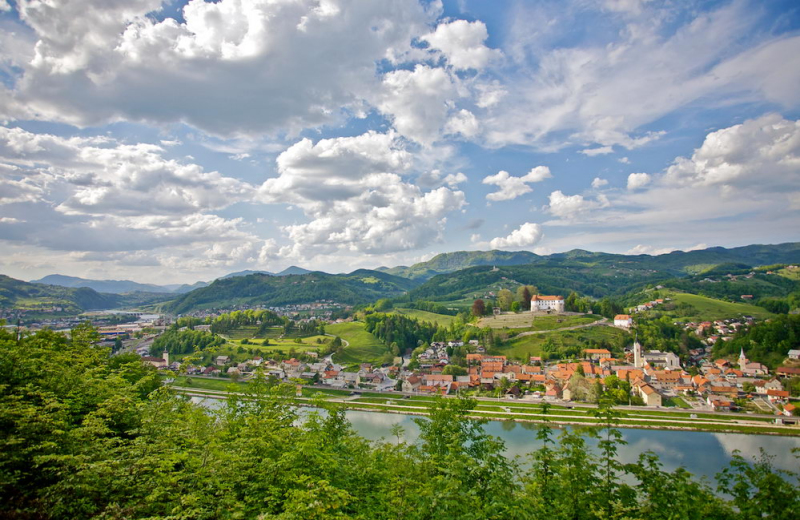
top-left (31, 266), bottom-right (313, 295)
top-left (6, 242), bottom-right (800, 314)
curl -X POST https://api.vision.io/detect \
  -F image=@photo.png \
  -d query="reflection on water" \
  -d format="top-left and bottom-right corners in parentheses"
top-left (191, 397), bottom-right (800, 480)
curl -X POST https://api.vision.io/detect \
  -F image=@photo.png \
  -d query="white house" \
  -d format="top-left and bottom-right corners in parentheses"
top-left (530, 295), bottom-right (565, 313)
top-left (788, 349), bottom-right (800, 360)
top-left (614, 314), bottom-right (633, 328)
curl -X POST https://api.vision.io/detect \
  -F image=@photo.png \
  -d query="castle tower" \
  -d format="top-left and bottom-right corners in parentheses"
top-left (633, 339), bottom-right (643, 368)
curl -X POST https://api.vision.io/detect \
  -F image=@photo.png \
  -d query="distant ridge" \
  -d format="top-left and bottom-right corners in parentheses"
top-left (31, 274), bottom-right (174, 295)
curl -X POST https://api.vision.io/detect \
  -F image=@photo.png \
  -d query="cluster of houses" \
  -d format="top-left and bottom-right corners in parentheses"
top-left (629, 297), bottom-right (669, 314)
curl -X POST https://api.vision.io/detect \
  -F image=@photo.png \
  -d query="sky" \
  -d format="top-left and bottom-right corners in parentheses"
top-left (0, 0), bottom-right (799, 285)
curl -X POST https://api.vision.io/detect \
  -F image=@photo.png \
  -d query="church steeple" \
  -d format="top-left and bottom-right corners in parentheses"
top-left (738, 347), bottom-right (747, 370)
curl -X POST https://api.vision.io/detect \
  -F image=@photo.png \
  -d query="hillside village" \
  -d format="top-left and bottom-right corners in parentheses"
top-left (136, 293), bottom-right (800, 423)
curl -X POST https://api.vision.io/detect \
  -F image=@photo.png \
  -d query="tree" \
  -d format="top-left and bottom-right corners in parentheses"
top-left (374, 298), bottom-right (394, 311)
top-left (497, 289), bottom-right (513, 311)
top-left (471, 299), bottom-right (486, 317)
top-left (511, 301), bottom-right (521, 313)
top-left (442, 365), bottom-right (467, 376)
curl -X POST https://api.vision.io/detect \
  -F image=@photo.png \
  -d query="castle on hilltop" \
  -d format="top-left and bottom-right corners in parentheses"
top-left (530, 294), bottom-right (565, 313)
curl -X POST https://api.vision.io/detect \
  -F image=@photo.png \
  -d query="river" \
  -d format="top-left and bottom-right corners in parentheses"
top-left (192, 397), bottom-right (800, 481)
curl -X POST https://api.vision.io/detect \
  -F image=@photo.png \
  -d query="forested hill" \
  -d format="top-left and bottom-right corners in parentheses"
top-left (378, 250), bottom-right (539, 279)
top-left (406, 261), bottom-right (670, 302)
top-left (0, 275), bottom-right (120, 312)
top-left (375, 242), bottom-right (800, 281)
top-left (163, 269), bottom-right (419, 314)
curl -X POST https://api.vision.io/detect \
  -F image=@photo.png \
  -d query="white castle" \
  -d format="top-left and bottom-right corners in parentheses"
top-left (530, 294), bottom-right (565, 313)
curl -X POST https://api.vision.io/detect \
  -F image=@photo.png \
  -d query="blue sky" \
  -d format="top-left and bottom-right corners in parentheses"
top-left (0, 0), bottom-right (799, 284)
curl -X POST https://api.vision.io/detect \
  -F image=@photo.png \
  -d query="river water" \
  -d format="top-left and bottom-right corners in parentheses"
top-left (192, 397), bottom-right (800, 481)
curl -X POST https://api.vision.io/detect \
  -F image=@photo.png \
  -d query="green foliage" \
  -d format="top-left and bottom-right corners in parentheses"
top-left (0, 328), bottom-right (798, 519)
top-left (151, 328), bottom-right (225, 355)
top-left (364, 312), bottom-right (443, 353)
top-left (714, 314), bottom-right (800, 368)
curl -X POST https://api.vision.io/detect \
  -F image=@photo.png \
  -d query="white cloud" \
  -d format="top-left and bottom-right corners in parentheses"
top-left (7, 0), bottom-right (434, 137)
top-left (618, 157), bottom-right (630, 164)
top-left (625, 242), bottom-right (709, 256)
top-left (591, 177), bottom-right (608, 189)
top-left (482, 2), bottom-right (800, 150)
top-left (0, 1), bottom-right (11, 13)
top-left (489, 222), bottom-right (543, 249)
top-left (581, 146), bottom-right (614, 156)
top-left (546, 190), bottom-right (609, 219)
top-left (259, 131), bottom-right (466, 258)
top-left (663, 113), bottom-right (800, 191)
top-left (444, 109), bottom-right (479, 138)
top-left (0, 126), bottom-right (254, 217)
top-left (376, 64), bottom-right (457, 145)
top-left (482, 166), bottom-right (552, 201)
top-left (420, 19), bottom-right (502, 70)
top-left (627, 172), bottom-right (651, 190)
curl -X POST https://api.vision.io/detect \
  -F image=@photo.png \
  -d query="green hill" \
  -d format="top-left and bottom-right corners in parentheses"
top-left (0, 275), bottom-right (120, 313)
top-left (163, 269), bottom-right (419, 314)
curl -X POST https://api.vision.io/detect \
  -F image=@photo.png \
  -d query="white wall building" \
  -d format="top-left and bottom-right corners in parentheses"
top-left (530, 295), bottom-right (565, 312)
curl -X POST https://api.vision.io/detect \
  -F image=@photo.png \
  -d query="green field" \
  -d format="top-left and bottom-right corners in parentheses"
top-left (776, 267), bottom-right (800, 281)
top-left (227, 335), bottom-right (329, 353)
top-left (392, 308), bottom-right (456, 327)
top-left (665, 291), bottom-right (774, 320)
top-left (326, 321), bottom-right (386, 363)
top-left (500, 325), bottom-right (629, 359)
top-left (478, 313), bottom-right (601, 331)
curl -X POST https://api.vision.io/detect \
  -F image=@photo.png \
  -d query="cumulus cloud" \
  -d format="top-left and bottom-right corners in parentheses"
top-left (6, 0), bottom-right (434, 137)
top-left (663, 113), bottom-right (800, 191)
top-left (0, 126), bottom-right (254, 217)
top-left (420, 19), bottom-right (502, 70)
top-left (259, 131), bottom-right (466, 258)
top-left (444, 109), bottom-right (479, 138)
top-left (546, 190), bottom-right (609, 219)
top-left (489, 222), bottom-right (543, 249)
top-left (591, 177), bottom-right (608, 189)
top-left (376, 64), bottom-right (458, 145)
top-left (627, 172), bottom-right (651, 190)
top-left (482, 166), bottom-right (552, 201)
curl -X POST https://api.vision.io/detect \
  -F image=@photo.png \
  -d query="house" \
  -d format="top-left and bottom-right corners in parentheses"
top-left (141, 356), bottom-right (167, 369)
top-left (766, 390), bottom-right (789, 403)
top-left (708, 397), bottom-right (733, 411)
top-left (784, 403), bottom-right (796, 416)
top-left (777, 367), bottom-right (800, 378)
top-left (530, 295), bottom-right (565, 313)
top-left (636, 383), bottom-right (662, 407)
top-left (614, 314), bottom-right (633, 328)
top-left (584, 348), bottom-right (611, 361)
top-left (216, 355), bottom-right (231, 365)
top-left (787, 349), bottom-right (800, 360)
top-left (402, 375), bottom-right (422, 393)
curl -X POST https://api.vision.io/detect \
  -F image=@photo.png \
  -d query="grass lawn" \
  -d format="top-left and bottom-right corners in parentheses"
top-left (663, 396), bottom-right (691, 409)
top-left (776, 267), bottom-right (800, 282)
top-left (500, 325), bottom-right (630, 359)
top-left (227, 335), bottom-right (329, 353)
top-left (326, 322), bottom-right (386, 364)
top-left (478, 313), bottom-right (601, 331)
top-left (171, 375), bottom-right (248, 392)
top-left (665, 292), bottom-right (774, 321)
top-left (392, 308), bottom-right (456, 327)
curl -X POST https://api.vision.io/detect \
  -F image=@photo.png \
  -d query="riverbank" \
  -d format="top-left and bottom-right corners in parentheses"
top-left (171, 384), bottom-right (800, 437)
